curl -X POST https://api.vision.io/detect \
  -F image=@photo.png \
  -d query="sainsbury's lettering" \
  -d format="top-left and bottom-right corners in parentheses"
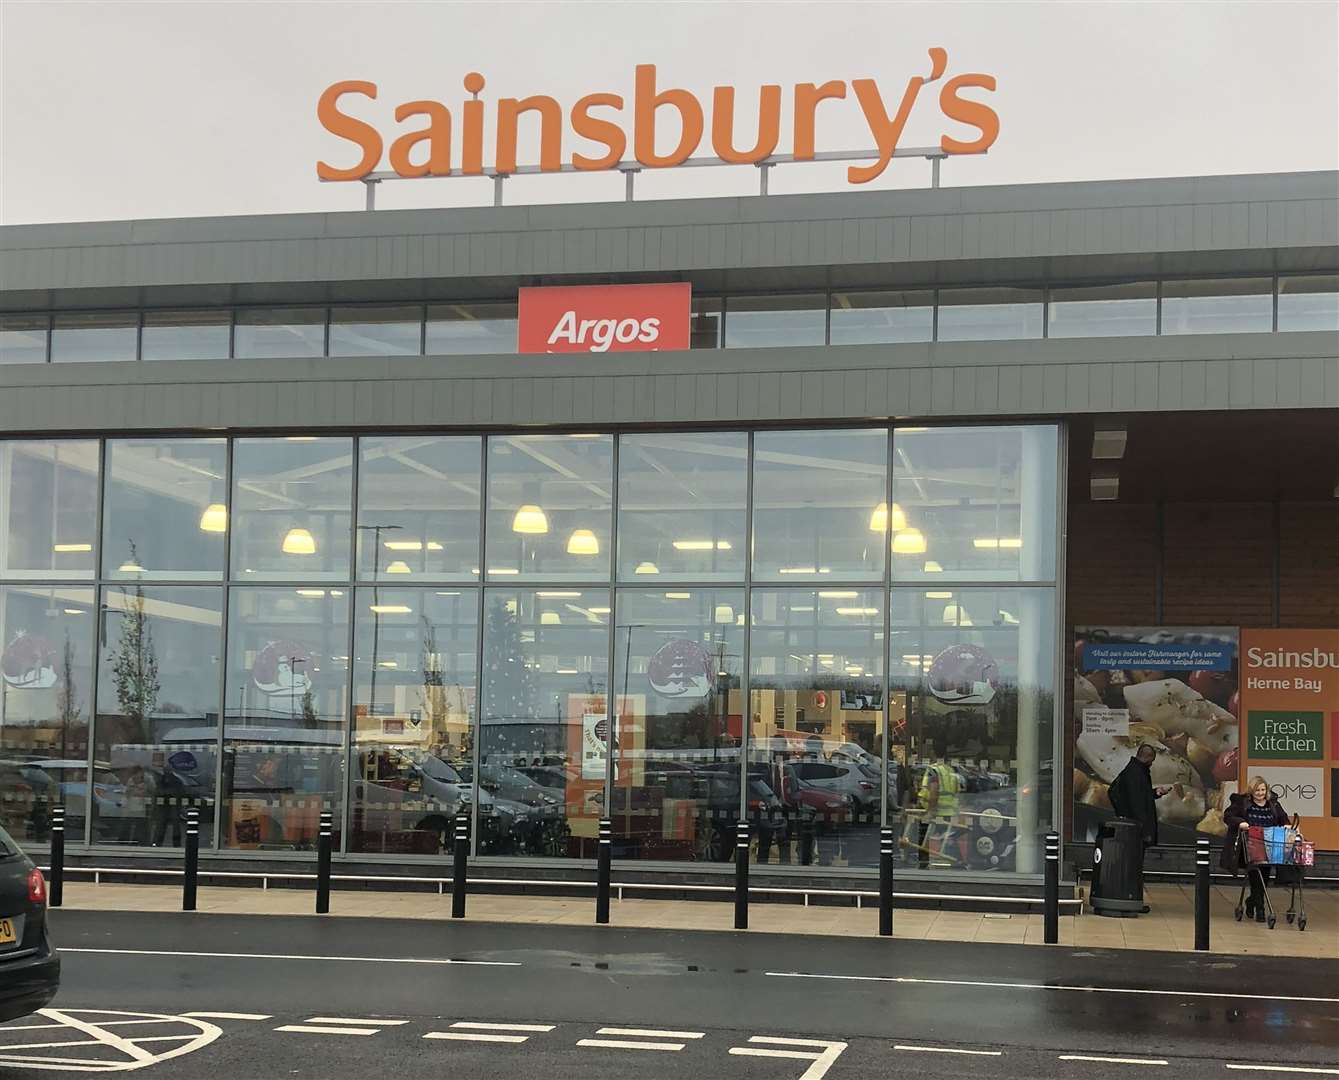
top-left (316, 52), bottom-right (999, 184)
top-left (1246, 647), bottom-right (1339, 669)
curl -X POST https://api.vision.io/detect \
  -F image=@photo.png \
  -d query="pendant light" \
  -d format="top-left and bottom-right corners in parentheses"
top-left (199, 503), bottom-right (228, 534)
top-left (566, 528), bottom-right (599, 555)
top-left (891, 529), bottom-right (926, 555)
top-left (511, 482), bottom-right (549, 534)
top-left (282, 527), bottom-right (317, 555)
top-left (868, 502), bottom-right (907, 533)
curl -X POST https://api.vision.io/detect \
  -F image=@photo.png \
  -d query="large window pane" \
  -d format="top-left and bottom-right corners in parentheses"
top-left (0, 587), bottom-right (94, 845)
top-left (751, 429), bottom-right (886, 582)
top-left (830, 290), bottom-right (933, 345)
top-left (102, 438), bottom-right (228, 581)
top-left (349, 588), bottom-right (477, 856)
top-left (617, 432), bottom-right (746, 582)
top-left (937, 287), bottom-right (1043, 341)
top-left (1048, 282), bottom-right (1156, 338)
top-left (0, 314), bottom-right (49, 364)
top-left (51, 312), bottom-right (138, 363)
top-left (93, 586), bottom-right (222, 847)
top-left (357, 436), bottom-right (481, 581)
top-left (1278, 274), bottom-right (1339, 332)
top-left (329, 306), bottom-right (423, 357)
top-left (234, 307), bottom-right (326, 358)
top-left (612, 588), bottom-right (743, 862)
top-left (141, 310), bottom-right (231, 361)
top-left (425, 303), bottom-right (516, 354)
top-left (485, 434), bottom-right (612, 581)
top-left (231, 438), bottom-right (353, 581)
top-left (891, 425), bottom-right (1057, 583)
top-left (479, 589), bottom-right (609, 857)
top-left (0, 440), bottom-right (100, 580)
top-left (1161, 278), bottom-right (1272, 335)
top-left (222, 588), bottom-right (349, 850)
top-left (889, 587), bottom-right (1055, 874)
top-left (725, 294), bottom-right (826, 348)
top-left (748, 589), bottom-right (885, 869)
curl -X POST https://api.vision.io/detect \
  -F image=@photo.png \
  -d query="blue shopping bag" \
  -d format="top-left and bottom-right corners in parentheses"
top-left (1262, 826), bottom-right (1291, 864)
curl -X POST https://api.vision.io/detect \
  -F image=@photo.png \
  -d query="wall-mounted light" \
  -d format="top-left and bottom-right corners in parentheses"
top-left (1092, 420), bottom-right (1128, 460)
top-left (199, 504), bottom-right (227, 533)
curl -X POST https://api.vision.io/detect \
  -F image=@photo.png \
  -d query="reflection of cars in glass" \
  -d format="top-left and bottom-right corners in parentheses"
top-left (783, 760), bottom-right (879, 815)
top-left (689, 768), bottom-right (787, 862)
top-left (0, 822), bottom-right (59, 1022)
top-left (24, 761), bottom-right (131, 843)
top-left (354, 748), bottom-right (491, 854)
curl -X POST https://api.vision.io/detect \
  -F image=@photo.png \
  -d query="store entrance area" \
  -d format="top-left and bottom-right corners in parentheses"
top-left (1066, 408), bottom-right (1339, 857)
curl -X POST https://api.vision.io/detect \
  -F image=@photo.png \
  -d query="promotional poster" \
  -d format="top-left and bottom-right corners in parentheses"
top-left (1239, 629), bottom-right (1338, 851)
top-left (1073, 626), bottom-right (1240, 845)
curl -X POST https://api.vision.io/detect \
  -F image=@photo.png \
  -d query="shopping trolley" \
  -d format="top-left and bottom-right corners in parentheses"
top-left (1232, 816), bottom-right (1311, 931)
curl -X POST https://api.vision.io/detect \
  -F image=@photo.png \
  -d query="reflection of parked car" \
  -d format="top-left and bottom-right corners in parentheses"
top-left (783, 760), bottom-right (880, 815)
top-left (25, 761), bottom-right (132, 843)
top-left (0, 822), bottom-right (59, 1022)
top-left (691, 769), bottom-right (787, 862)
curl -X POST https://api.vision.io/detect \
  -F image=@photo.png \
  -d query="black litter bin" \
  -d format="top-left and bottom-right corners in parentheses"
top-left (1089, 817), bottom-right (1148, 917)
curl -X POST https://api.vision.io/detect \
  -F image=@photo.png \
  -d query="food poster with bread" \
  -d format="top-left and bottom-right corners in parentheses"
top-left (1239, 629), bottom-right (1338, 851)
top-left (1073, 627), bottom-right (1239, 844)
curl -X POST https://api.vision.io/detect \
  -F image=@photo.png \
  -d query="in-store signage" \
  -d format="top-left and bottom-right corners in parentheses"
top-left (518, 283), bottom-right (691, 354)
top-left (317, 52), bottom-right (999, 184)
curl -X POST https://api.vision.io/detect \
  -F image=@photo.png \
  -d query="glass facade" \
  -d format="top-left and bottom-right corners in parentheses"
top-left (3, 275), bottom-right (1330, 366)
top-left (0, 426), bottom-right (1060, 876)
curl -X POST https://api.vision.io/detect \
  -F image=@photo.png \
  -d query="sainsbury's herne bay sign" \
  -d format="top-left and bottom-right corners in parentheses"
top-left (316, 51), bottom-right (998, 184)
top-left (518, 283), bottom-right (690, 354)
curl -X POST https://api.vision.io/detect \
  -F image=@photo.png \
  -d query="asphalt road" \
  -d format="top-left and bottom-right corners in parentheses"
top-left (0, 909), bottom-right (1334, 1079)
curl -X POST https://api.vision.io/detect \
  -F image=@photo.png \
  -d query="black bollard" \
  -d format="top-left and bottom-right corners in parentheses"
top-left (879, 826), bottom-right (894, 937)
top-left (595, 817), bottom-right (612, 924)
top-left (315, 810), bottom-right (333, 915)
top-left (734, 821), bottom-right (749, 930)
top-left (48, 806), bottom-right (65, 909)
top-left (1194, 836), bottom-right (1210, 951)
top-left (182, 808), bottom-right (200, 911)
top-left (1044, 832), bottom-right (1060, 944)
top-left (451, 813), bottom-right (468, 919)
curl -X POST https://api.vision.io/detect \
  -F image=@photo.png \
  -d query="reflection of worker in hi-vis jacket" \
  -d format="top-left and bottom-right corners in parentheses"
top-left (916, 746), bottom-right (960, 869)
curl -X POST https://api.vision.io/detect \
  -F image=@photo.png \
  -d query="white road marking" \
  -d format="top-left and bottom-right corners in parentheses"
top-left (596, 1027), bottom-right (705, 1039)
top-left (450, 1023), bottom-right (556, 1032)
top-left (63, 947), bottom-right (519, 967)
top-left (729, 1037), bottom-right (848, 1080)
top-left (894, 1044), bottom-right (1003, 1057)
top-left (273, 1025), bottom-right (380, 1036)
top-left (1060, 1055), bottom-right (1168, 1066)
top-left (305, 1018), bottom-right (410, 1026)
top-left (765, 971), bottom-right (1339, 1006)
top-left (425, 1032), bottom-right (531, 1044)
top-left (0, 1010), bottom-right (221, 1073)
top-left (181, 1012), bottom-right (272, 1021)
top-left (1225, 1066), bottom-right (1339, 1076)
top-left (578, 1038), bottom-right (685, 1051)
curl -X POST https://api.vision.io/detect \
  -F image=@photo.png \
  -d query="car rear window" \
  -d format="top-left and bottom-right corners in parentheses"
top-left (0, 822), bottom-right (18, 858)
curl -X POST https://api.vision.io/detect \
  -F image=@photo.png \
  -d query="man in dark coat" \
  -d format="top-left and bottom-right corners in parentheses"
top-left (1107, 744), bottom-right (1169, 847)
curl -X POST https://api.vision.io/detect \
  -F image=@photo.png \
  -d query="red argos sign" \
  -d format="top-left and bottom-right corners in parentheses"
top-left (518, 283), bottom-right (691, 354)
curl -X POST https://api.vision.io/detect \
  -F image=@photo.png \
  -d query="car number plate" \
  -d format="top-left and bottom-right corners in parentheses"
top-left (0, 918), bottom-right (15, 945)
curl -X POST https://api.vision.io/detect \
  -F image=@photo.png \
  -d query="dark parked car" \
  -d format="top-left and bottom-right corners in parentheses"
top-left (0, 821), bottom-right (59, 1021)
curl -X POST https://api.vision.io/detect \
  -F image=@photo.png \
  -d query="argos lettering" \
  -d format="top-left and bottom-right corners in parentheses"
top-left (518, 283), bottom-right (690, 354)
top-left (316, 52), bottom-right (999, 186)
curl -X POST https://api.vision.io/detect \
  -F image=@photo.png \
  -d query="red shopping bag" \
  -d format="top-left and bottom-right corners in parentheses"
top-left (1244, 826), bottom-right (1268, 865)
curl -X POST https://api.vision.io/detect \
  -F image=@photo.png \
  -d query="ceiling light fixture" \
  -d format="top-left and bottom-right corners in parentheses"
top-left (891, 529), bottom-right (927, 554)
top-left (199, 503), bottom-right (228, 533)
top-left (52, 543), bottom-right (92, 553)
top-left (282, 527), bottom-right (317, 555)
top-left (512, 504), bottom-right (549, 534)
top-left (634, 561), bottom-right (659, 575)
top-left (384, 560), bottom-right (412, 574)
top-left (973, 537), bottom-right (1023, 549)
top-left (868, 502), bottom-right (907, 533)
top-left (370, 604), bottom-right (412, 614)
top-left (566, 529), bottom-right (600, 555)
top-left (118, 560), bottom-right (146, 574)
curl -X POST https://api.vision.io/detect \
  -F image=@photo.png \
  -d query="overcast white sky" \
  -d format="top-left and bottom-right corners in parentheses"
top-left (1, 0), bottom-right (1336, 224)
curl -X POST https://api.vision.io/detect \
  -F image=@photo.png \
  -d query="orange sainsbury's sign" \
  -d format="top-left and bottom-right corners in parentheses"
top-left (317, 50), bottom-right (998, 186)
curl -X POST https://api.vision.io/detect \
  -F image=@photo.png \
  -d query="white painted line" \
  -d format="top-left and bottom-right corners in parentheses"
top-left (273, 1024), bottom-right (380, 1036)
top-left (1060, 1055), bottom-right (1168, 1066)
top-left (578, 1038), bottom-right (685, 1051)
top-left (38, 1010), bottom-right (155, 1064)
top-left (63, 947), bottom-right (520, 967)
top-left (730, 1037), bottom-right (848, 1080)
top-left (450, 1022), bottom-right (556, 1032)
top-left (1225, 1066), bottom-right (1339, 1076)
top-left (0, 1023), bottom-right (65, 1032)
top-left (425, 1032), bottom-right (530, 1044)
top-left (0, 1053), bottom-right (123, 1068)
top-left (765, 971), bottom-right (1339, 1006)
top-left (895, 1044), bottom-right (1003, 1057)
top-left (306, 1017), bottom-right (410, 1026)
top-left (182, 1012), bottom-right (273, 1021)
top-left (596, 1027), bottom-right (705, 1039)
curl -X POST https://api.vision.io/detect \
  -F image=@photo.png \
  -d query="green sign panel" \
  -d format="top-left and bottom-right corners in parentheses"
top-left (1245, 711), bottom-right (1325, 760)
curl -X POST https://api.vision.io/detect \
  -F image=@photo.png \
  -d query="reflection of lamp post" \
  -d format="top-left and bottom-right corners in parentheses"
top-left (290, 658), bottom-right (304, 725)
top-left (358, 524), bottom-right (402, 725)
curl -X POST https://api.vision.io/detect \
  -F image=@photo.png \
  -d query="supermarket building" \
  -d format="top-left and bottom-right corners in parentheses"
top-left (0, 169), bottom-right (1336, 893)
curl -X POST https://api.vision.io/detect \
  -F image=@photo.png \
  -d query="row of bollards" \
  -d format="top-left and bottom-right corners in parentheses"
top-left (39, 810), bottom-right (1214, 949)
